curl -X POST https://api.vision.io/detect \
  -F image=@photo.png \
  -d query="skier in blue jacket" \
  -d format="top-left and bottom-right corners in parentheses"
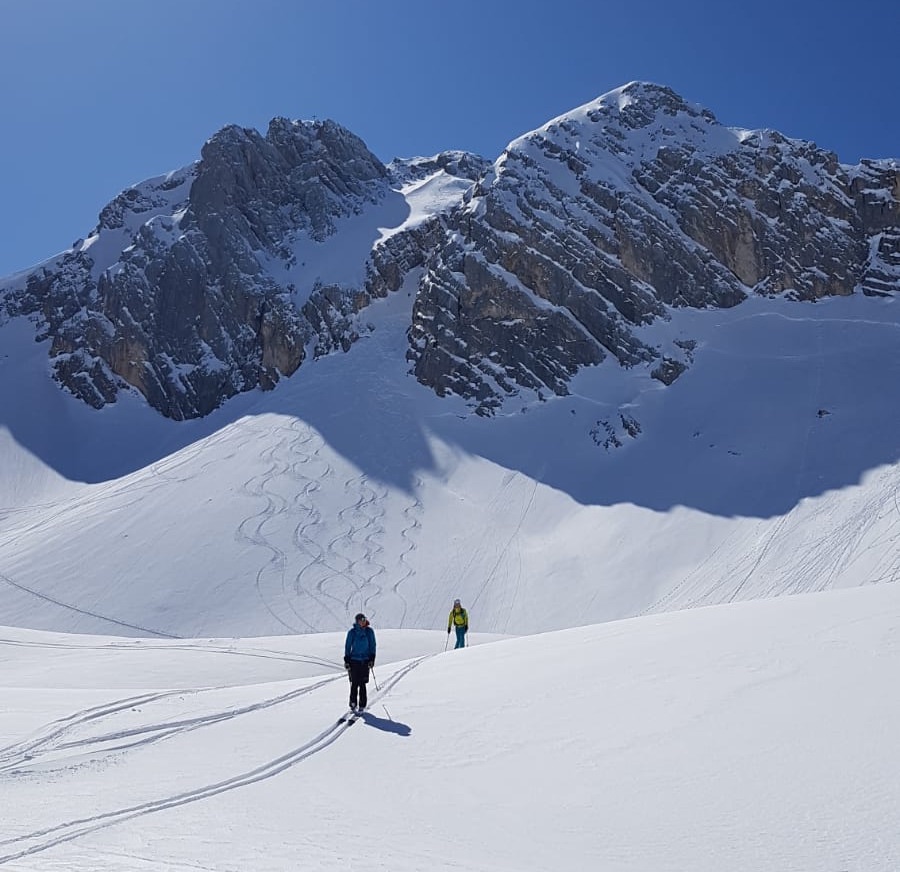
top-left (344, 613), bottom-right (376, 711)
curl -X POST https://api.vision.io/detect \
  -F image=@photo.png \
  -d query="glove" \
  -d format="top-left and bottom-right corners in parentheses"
top-left (368, 659), bottom-right (375, 668)
top-left (343, 657), bottom-right (350, 670)
top-left (463, 627), bottom-right (468, 633)
top-left (447, 628), bottom-right (451, 634)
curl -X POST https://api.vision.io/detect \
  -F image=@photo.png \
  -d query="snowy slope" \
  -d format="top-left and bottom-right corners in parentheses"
top-left (2, 272), bottom-right (900, 638)
top-left (2, 583), bottom-right (899, 870)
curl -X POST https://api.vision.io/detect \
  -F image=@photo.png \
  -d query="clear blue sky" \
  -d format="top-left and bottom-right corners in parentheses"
top-left (1, 0), bottom-right (896, 277)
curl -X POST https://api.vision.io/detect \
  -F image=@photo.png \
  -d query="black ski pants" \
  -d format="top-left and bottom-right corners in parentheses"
top-left (348, 659), bottom-right (370, 708)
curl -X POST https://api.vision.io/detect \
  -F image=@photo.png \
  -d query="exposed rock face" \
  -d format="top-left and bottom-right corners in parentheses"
top-left (849, 159), bottom-right (900, 296)
top-left (2, 121), bottom-right (479, 418)
top-left (408, 83), bottom-right (898, 413)
top-left (1, 84), bottom-right (898, 419)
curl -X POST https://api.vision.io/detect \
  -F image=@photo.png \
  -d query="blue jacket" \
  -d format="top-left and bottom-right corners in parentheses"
top-left (345, 624), bottom-right (376, 661)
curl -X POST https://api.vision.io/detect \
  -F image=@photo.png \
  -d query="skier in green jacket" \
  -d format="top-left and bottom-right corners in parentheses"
top-left (447, 599), bottom-right (468, 649)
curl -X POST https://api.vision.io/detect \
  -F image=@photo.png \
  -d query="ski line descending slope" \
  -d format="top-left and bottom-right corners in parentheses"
top-left (0, 655), bottom-right (431, 866)
top-left (471, 472), bottom-right (538, 634)
top-left (412, 470), bottom-right (530, 630)
top-left (639, 465), bottom-right (900, 616)
top-left (236, 421), bottom-right (323, 634)
top-left (0, 573), bottom-right (180, 639)
top-left (324, 472), bottom-right (387, 613)
top-left (233, 417), bottom-right (396, 633)
top-left (392, 478), bottom-right (425, 629)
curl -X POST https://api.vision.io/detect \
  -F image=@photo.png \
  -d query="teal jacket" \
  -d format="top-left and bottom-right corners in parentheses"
top-left (345, 624), bottom-right (376, 661)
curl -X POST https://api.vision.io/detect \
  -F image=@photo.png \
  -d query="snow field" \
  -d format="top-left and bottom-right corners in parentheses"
top-left (2, 584), bottom-right (899, 870)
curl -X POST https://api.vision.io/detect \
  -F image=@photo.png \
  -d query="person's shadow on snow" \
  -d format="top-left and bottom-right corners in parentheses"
top-left (359, 711), bottom-right (411, 736)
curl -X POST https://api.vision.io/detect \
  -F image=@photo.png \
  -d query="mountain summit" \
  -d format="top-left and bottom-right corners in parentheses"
top-left (410, 81), bottom-right (899, 412)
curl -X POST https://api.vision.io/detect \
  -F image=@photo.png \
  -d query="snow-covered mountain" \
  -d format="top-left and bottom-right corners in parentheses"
top-left (1, 82), bottom-right (899, 640)
top-left (3, 82), bottom-right (897, 421)
top-left (0, 119), bottom-right (486, 419)
top-left (411, 82), bottom-right (899, 412)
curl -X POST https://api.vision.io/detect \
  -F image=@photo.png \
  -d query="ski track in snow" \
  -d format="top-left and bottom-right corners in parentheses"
top-left (640, 467), bottom-right (900, 615)
top-left (236, 423), bottom-right (310, 634)
top-left (283, 421), bottom-right (349, 629)
top-left (0, 677), bottom-right (340, 777)
top-left (234, 417), bottom-right (403, 633)
top-left (393, 478), bottom-right (424, 629)
top-left (467, 472), bottom-right (535, 633)
top-left (0, 573), bottom-right (180, 639)
top-left (323, 472), bottom-right (386, 616)
top-left (639, 315), bottom-right (900, 616)
top-left (724, 317), bottom-right (826, 605)
top-left (0, 634), bottom-right (342, 672)
top-left (0, 656), bottom-right (430, 865)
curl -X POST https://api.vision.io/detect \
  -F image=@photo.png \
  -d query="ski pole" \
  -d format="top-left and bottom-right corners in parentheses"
top-left (443, 631), bottom-right (450, 652)
top-left (370, 667), bottom-right (394, 720)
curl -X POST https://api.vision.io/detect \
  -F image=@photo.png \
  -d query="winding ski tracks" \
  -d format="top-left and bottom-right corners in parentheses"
top-left (235, 419), bottom-right (399, 632)
top-left (392, 481), bottom-right (424, 629)
top-left (0, 655), bottom-right (431, 865)
top-left (318, 473), bottom-right (388, 618)
top-left (236, 421), bottom-right (325, 634)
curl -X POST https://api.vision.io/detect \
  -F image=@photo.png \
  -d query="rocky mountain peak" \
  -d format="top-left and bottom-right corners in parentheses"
top-left (191, 116), bottom-right (386, 248)
top-left (1, 86), bottom-right (897, 423)
top-left (0, 115), bottom-right (485, 419)
top-left (408, 84), bottom-right (898, 414)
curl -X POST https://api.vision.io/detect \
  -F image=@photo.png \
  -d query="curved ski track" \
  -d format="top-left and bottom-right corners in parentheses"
top-left (0, 655), bottom-right (432, 865)
top-left (236, 419), bottom-right (408, 632)
top-left (392, 478), bottom-right (424, 629)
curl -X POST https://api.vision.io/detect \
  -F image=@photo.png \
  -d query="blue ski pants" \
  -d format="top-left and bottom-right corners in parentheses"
top-left (455, 626), bottom-right (467, 649)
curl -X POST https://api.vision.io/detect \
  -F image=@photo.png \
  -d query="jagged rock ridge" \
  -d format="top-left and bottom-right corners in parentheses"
top-left (1, 83), bottom-right (897, 419)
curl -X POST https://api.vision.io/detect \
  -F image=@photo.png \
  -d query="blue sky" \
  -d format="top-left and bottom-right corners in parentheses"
top-left (1, 0), bottom-right (896, 276)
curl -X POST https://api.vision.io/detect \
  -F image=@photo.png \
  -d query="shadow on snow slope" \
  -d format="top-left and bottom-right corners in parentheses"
top-left (2, 294), bottom-right (900, 520)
